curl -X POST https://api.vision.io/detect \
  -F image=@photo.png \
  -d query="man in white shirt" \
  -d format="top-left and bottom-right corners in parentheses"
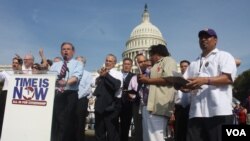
top-left (182, 28), bottom-right (237, 141)
top-left (0, 56), bottom-right (22, 138)
top-left (174, 60), bottom-right (190, 141)
top-left (22, 54), bottom-right (34, 74)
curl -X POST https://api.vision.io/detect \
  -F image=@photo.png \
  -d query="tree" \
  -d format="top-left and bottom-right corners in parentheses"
top-left (233, 69), bottom-right (250, 102)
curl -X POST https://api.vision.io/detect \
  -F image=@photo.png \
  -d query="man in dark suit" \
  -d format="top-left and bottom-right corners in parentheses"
top-left (119, 58), bottom-right (135, 141)
top-left (93, 54), bottom-right (123, 141)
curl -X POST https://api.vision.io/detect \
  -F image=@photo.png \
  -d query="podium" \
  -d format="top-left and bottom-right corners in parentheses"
top-left (1, 71), bottom-right (57, 141)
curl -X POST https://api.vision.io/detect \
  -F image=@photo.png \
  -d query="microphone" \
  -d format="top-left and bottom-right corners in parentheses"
top-left (63, 55), bottom-right (67, 61)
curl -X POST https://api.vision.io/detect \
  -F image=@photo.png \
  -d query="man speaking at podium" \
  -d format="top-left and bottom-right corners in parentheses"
top-left (50, 42), bottom-right (83, 141)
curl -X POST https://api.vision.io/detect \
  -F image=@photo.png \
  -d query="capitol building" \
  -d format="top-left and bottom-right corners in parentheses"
top-left (124, 4), bottom-right (166, 59)
top-left (115, 4), bottom-right (176, 73)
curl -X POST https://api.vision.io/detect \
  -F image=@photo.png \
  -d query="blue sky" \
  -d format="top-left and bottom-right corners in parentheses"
top-left (0, 0), bottom-right (249, 74)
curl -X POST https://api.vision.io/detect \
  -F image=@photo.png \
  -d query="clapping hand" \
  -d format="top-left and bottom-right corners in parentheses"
top-left (99, 67), bottom-right (109, 77)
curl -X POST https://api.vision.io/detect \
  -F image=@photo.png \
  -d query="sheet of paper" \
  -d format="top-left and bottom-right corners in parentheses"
top-left (163, 71), bottom-right (189, 86)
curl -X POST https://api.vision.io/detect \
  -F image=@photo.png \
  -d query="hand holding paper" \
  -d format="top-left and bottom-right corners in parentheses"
top-left (163, 71), bottom-right (189, 86)
top-left (123, 89), bottom-right (137, 95)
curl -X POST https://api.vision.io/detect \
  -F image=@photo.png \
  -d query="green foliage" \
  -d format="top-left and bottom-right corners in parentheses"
top-left (233, 69), bottom-right (250, 102)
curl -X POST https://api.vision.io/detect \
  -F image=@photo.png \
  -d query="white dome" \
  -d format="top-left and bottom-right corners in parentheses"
top-left (123, 5), bottom-right (166, 57)
top-left (125, 5), bottom-right (166, 50)
top-left (130, 12), bottom-right (163, 40)
top-left (122, 4), bottom-right (167, 72)
top-left (130, 23), bottom-right (163, 39)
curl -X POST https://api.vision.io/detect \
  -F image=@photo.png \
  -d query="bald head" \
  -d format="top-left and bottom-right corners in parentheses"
top-left (23, 54), bottom-right (34, 68)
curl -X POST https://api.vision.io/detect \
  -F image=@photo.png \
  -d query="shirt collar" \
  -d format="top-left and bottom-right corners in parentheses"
top-left (156, 56), bottom-right (164, 63)
top-left (198, 48), bottom-right (219, 60)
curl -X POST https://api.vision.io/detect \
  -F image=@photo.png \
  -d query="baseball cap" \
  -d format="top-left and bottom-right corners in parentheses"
top-left (198, 28), bottom-right (217, 38)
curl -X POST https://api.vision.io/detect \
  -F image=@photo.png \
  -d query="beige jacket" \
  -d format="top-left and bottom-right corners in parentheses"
top-left (147, 56), bottom-right (177, 117)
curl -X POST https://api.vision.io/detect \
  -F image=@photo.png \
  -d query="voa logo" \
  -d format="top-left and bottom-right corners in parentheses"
top-left (226, 129), bottom-right (246, 136)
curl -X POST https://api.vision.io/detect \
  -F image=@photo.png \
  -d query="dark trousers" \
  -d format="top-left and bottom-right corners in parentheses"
top-left (119, 102), bottom-right (133, 141)
top-left (95, 110), bottom-right (120, 141)
top-left (174, 104), bottom-right (189, 141)
top-left (0, 91), bottom-right (7, 138)
top-left (51, 90), bottom-right (78, 141)
top-left (131, 103), bottom-right (143, 141)
top-left (75, 96), bottom-right (89, 141)
top-left (187, 115), bottom-right (234, 141)
top-left (119, 102), bottom-right (143, 141)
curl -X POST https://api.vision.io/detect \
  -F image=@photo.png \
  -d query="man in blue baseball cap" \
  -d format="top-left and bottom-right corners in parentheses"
top-left (198, 28), bottom-right (217, 38)
top-left (178, 28), bottom-right (237, 141)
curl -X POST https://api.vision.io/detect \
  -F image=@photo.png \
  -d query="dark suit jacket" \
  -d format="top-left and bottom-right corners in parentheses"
top-left (121, 72), bottom-right (135, 104)
top-left (93, 73), bottom-right (121, 114)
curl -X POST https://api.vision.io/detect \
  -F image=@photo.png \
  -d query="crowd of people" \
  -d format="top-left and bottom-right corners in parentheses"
top-left (0, 28), bottom-right (249, 141)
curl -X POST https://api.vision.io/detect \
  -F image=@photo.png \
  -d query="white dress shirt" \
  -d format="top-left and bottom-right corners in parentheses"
top-left (184, 48), bottom-right (237, 118)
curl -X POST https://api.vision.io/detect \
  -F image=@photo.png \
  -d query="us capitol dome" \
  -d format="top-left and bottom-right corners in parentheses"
top-left (119, 4), bottom-right (167, 72)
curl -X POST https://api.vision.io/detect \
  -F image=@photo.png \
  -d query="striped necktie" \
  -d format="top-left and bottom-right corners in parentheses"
top-left (60, 61), bottom-right (67, 79)
top-left (57, 61), bottom-right (67, 93)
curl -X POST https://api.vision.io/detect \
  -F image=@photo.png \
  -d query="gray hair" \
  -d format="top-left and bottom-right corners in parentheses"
top-left (75, 56), bottom-right (87, 65)
top-left (106, 54), bottom-right (117, 64)
top-left (24, 54), bottom-right (35, 61)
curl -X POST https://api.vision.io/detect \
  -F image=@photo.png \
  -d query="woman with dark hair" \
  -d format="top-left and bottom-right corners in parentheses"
top-left (148, 44), bottom-right (171, 58)
top-left (138, 44), bottom-right (177, 141)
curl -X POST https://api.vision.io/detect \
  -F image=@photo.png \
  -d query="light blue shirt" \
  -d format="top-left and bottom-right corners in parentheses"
top-left (50, 58), bottom-right (83, 90)
top-left (78, 70), bottom-right (93, 99)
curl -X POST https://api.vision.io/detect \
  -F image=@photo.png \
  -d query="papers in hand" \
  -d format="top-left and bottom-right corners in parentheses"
top-left (164, 71), bottom-right (189, 86)
top-left (123, 89), bottom-right (137, 95)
